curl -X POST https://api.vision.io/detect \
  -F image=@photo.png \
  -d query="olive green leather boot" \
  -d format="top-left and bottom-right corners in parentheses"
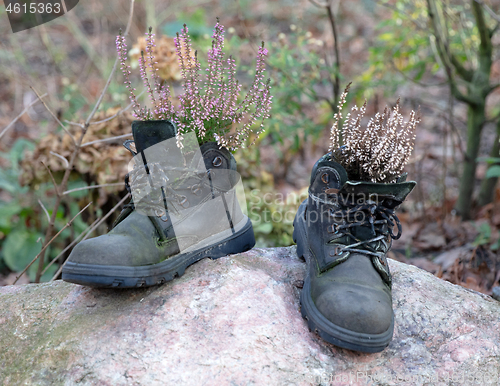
top-left (62, 120), bottom-right (255, 288)
top-left (293, 151), bottom-right (415, 352)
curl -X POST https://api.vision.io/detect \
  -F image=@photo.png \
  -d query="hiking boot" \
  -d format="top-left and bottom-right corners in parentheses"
top-left (62, 120), bottom-right (255, 288)
top-left (293, 151), bottom-right (415, 352)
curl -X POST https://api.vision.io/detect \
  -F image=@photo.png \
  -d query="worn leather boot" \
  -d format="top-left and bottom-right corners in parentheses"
top-left (62, 120), bottom-right (255, 288)
top-left (293, 152), bottom-right (415, 352)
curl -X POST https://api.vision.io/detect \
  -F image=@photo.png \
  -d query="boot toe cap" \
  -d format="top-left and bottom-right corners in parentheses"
top-left (67, 234), bottom-right (154, 266)
top-left (314, 283), bottom-right (393, 335)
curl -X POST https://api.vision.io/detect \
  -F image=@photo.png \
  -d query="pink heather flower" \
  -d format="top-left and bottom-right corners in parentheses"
top-left (115, 20), bottom-right (272, 149)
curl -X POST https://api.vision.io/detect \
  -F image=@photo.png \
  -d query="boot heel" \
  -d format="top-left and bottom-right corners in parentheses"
top-left (209, 220), bottom-right (256, 260)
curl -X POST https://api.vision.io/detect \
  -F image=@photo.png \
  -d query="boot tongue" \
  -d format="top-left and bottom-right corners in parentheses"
top-left (337, 179), bottom-right (416, 242)
top-left (131, 120), bottom-right (177, 153)
top-left (338, 180), bottom-right (416, 207)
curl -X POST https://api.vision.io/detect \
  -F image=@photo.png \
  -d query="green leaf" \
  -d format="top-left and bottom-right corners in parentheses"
top-left (413, 62), bottom-right (427, 81)
top-left (486, 165), bottom-right (500, 179)
top-left (0, 170), bottom-right (21, 195)
top-left (162, 9), bottom-right (212, 39)
top-left (254, 222), bottom-right (273, 234)
top-left (477, 156), bottom-right (500, 164)
top-left (0, 203), bottom-right (22, 231)
top-left (2, 229), bottom-right (43, 272)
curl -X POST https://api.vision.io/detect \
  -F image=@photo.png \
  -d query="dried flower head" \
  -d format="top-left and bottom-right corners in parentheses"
top-left (329, 83), bottom-right (419, 183)
top-left (130, 35), bottom-right (185, 82)
top-left (116, 20), bottom-right (273, 151)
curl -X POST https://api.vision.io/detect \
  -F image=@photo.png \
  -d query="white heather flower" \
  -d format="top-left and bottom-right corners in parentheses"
top-left (329, 85), bottom-right (419, 183)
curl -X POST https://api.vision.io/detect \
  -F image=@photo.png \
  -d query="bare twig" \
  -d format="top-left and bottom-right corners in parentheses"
top-left (32, 0), bottom-right (136, 282)
top-left (388, 54), bottom-right (449, 88)
top-left (66, 92), bottom-right (139, 144)
top-left (82, 194), bottom-right (129, 241)
top-left (379, 2), bottom-right (427, 30)
top-left (61, 12), bottom-right (107, 79)
top-left (308, 0), bottom-right (329, 8)
top-left (13, 202), bottom-right (92, 284)
top-left (81, 133), bottom-right (133, 148)
top-left (38, 199), bottom-right (51, 223)
top-left (85, 0), bottom-right (135, 126)
top-left (50, 193), bottom-right (130, 281)
top-left (474, 0), bottom-right (500, 23)
top-left (42, 218), bottom-right (100, 276)
top-left (41, 161), bottom-right (60, 197)
top-left (426, 0), bottom-right (477, 105)
top-left (89, 111), bottom-right (126, 125)
top-left (64, 120), bottom-right (85, 128)
top-left (30, 86), bottom-right (77, 146)
top-left (89, 94), bottom-right (142, 125)
top-left (50, 151), bottom-right (69, 169)
top-left (326, 1), bottom-right (340, 106)
top-left (0, 93), bottom-right (47, 141)
top-left (63, 182), bottom-right (125, 195)
top-left (308, 0), bottom-right (340, 107)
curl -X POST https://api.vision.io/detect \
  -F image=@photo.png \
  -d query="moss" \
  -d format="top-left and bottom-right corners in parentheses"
top-left (0, 282), bottom-right (93, 385)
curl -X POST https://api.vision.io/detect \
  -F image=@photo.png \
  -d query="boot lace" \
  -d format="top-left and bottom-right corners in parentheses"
top-left (326, 201), bottom-right (402, 259)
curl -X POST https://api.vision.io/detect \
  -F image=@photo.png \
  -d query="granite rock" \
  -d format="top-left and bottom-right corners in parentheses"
top-left (0, 247), bottom-right (499, 386)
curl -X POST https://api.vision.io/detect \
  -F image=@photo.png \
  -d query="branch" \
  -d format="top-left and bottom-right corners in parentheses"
top-left (326, 1), bottom-right (340, 106)
top-left (49, 193), bottom-right (130, 281)
top-left (81, 134), bottom-right (133, 148)
top-left (450, 81), bottom-right (481, 105)
top-left (38, 199), bottom-right (51, 223)
top-left (50, 151), bottom-right (69, 169)
top-left (474, 0), bottom-right (500, 24)
top-left (89, 93), bottom-right (142, 125)
top-left (85, 0), bottom-right (135, 126)
top-left (488, 83), bottom-right (500, 94)
top-left (41, 161), bottom-right (60, 197)
top-left (308, 0), bottom-right (340, 106)
top-left (427, 0), bottom-right (478, 106)
top-left (32, 0), bottom-right (136, 282)
top-left (449, 55), bottom-right (473, 82)
top-left (472, 0), bottom-right (492, 56)
top-left (63, 182), bottom-right (125, 195)
top-left (388, 59), bottom-right (449, 88)
top-left (0, 93), bottom-right (47, 141)
top-left (30, 86), bottom-right (77, 146)
top-left (379, 2), bottom-right (427, 30)
top-left (41, 218), bottom-right (100, 276)
top-left (427, 0), bottom-right (473, 82)
top-left (13, 202), bottom-right (92, 284)
top-left (64, 120), bottom-right (85, 129)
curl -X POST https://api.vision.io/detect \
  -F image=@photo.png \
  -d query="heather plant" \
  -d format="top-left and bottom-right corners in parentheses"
top-left (116, 20), bottom-right (273, 150)
top-left (329, 84), bottom-right (419, 183)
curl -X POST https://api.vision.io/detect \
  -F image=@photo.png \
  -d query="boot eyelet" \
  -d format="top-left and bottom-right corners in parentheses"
top-left (321, 173), bottom-right (329, 184)
top-left (212, 156), bottom-right (223, 167)
top-left (330, 245), bottom-right (343, 256)
top-left (178, 195), bottom-right (190, 208)
top-left (191, 185), bottom-right (202, 195)
top-left (155, 208), bottom-right (165, 218)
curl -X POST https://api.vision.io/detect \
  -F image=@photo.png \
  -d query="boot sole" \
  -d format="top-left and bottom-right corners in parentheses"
top-left (293, 201), bottom-right (393, 353)
top-left (62, 217), bottom-right (255, 288)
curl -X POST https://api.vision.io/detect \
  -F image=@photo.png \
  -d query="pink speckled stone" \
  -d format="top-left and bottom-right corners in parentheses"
top-left (0, 247), bottom-right (499, 385)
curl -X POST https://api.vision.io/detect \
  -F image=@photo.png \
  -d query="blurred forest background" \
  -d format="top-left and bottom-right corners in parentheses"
top-left (1, 0), bottom-right (500, 297)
